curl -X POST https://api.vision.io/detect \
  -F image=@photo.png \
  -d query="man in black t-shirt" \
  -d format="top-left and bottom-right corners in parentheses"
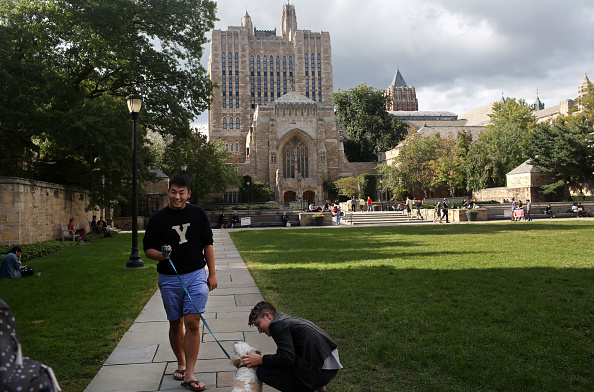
top-left (143, 174), bottom-right (217, 391)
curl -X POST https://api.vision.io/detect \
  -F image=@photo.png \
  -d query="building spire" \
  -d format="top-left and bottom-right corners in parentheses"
top-left (390, 65), bottom-right (407, 88)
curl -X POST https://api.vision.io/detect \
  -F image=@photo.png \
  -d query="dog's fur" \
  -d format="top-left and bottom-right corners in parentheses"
top-left (230, 341), bottom-right (263, 392)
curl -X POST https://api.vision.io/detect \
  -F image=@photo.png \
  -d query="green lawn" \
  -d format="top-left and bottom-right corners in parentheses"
top-left (0, 234), bottom-right (158, 392)
top-left (230, 221), bottom-right (594, 392)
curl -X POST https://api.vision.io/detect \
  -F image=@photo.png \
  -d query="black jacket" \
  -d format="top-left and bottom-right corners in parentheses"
top-left (263, 312), bottom-right (338, 388)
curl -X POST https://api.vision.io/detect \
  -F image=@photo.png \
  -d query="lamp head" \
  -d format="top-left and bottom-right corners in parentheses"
top-left (126, 93), bottom-right (143, 114)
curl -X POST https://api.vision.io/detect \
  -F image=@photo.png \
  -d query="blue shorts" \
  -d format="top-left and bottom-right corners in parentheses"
top-left (159, 268), bottom-right (209, 320)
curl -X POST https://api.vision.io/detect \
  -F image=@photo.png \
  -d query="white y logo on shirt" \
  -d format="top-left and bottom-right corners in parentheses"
top-left (172, 223), bottom-right (190, 244)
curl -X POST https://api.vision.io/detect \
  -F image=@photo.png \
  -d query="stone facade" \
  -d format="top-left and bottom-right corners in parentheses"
top-left (208, 4), bottom-right (333, 164)
top-left (208, 4), bottom-right (377, 204)
top-left (0, 177), bottom-right (93, 245)
top-left (238, 91), bottom-right (376, 203)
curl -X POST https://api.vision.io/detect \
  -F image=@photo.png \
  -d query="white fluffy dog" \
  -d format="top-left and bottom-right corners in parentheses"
top-left (230, 341), bottom-right (263, 392)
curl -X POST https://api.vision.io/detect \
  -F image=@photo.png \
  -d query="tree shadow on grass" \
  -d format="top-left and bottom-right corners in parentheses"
top-left (258, 265), bottom-right (594, 392)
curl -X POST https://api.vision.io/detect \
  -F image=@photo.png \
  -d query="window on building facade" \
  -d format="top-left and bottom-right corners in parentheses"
top-left (276, 56), bottom-right (281, 97)
top-left (223, 118), bottom-right (227, 129)
top-left (229, 117), bottom-right (233, 129)
top-left (235, 142), bottom-right (239, 152)
top-left (318, 54), bottom-right (322, 102)
top-left (250, 56), bottom-right (255, 108)
top-left (257, 55), bottom-right (261, 105)
top-left (236, 117), bottom-right (240, 130)
top-left (282, 138), bottom-right (309, 179)
top-left (283, 56), bottom-right (287, 94)
top-left (270, 57), bottom-right (274, 101)
top-left (289, 56), bottom-right (293, 89)
top-left (263, 56), bottom-right (268, 104)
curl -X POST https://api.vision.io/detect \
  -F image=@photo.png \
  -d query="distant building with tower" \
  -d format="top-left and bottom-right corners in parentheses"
top-left (385, 66), bottom-right (418, 111)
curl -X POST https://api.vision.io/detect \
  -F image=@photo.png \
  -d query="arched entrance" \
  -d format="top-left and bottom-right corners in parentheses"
top-left (303, 190), bottom-right (315, 205)
top-left (283, 191), bottom-right (296, 203)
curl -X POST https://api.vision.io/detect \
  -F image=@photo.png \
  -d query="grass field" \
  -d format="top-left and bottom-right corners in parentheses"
top-left (0, 235), bottom-right (158, 392)
top-left (230, 221), bottom-right (594, 392)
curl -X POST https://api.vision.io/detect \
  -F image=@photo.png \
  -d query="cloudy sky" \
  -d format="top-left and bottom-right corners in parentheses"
top-left (194, 0), bottom-right (594, 130)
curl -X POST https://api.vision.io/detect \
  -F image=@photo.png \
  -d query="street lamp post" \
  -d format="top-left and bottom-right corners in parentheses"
top-left (125, 93), bottom-right (145, 269)
top-left (246, 181), bottom-right (251, 204)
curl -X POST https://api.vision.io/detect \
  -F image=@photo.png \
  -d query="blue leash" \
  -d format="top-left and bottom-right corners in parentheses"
top-left (161, 245), bottom-right (230, 360)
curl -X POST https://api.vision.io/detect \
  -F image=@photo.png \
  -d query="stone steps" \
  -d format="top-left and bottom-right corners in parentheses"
top-left (342, 211), bottom-right (431, 225)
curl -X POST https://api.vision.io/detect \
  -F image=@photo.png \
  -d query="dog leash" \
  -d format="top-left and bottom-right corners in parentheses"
top-left (161, 245), bottom-right (231, 360)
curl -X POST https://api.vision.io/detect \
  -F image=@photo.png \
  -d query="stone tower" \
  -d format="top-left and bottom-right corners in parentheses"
top-left (578, 73), bottom-right (590, 98)
top-left (385, 66), bottom-right (418, 111)
top-left (208, 4), bottom-right (334, 163)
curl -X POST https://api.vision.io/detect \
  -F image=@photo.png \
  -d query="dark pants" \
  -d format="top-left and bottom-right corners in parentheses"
top-left (442, 209), bottom-right (449, 223)
top-left (257, 366), bottom-right (338, 392)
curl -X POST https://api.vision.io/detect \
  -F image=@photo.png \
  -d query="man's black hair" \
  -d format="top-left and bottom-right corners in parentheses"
top-left (9, 246), bottom-right (22, 254)
top-left (169, 174), bottom-right (191, 190)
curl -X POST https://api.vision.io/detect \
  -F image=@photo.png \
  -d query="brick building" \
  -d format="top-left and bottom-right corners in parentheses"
top-left (385, 67), bottom-right (418, 111)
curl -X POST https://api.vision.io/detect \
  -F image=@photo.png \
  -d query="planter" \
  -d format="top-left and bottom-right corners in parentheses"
top-left (313, 216), bottom-right (324, 226)
top-left (466, 211), bottom-right (478, 222)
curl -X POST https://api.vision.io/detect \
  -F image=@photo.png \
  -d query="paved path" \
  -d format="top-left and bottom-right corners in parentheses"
top-left (84, 229), bottom-right (279, 392)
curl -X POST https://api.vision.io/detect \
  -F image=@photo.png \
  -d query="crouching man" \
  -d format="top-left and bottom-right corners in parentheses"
top-left (242, 301), bottom-right (343, 392)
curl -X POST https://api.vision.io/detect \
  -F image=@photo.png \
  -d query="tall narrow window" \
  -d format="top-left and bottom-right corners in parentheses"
top-left (223, 118), bottom-right (227, 129)
top-left (230, 117), bottom-right (233, 129)
top-left (311, 54), bottom-right (315, 98)
top-left (289, 56), bottom-right (293, 90)
top-left (263, 56), bottom-right (268, 104)
top-left (250, 56), bottom-right (255, 107)
top-left (257, 55), bottom-right (261, 105)
top-left (318, 53), bottom-right (322, 102)
top-left (282, 56), bottom-right (287, 94)
top-left (270, 56), bottom-right (274, 101)
top-left (235, 143), bottom-right (239, 152)
top-left (222, 52), bottom-right (226, 108)
top-left (236, 117), bottom-right (240, 130)
top-left (235, 52), bottom-right (239, 107)
top-left (276, 56), bottom-right (281, 97)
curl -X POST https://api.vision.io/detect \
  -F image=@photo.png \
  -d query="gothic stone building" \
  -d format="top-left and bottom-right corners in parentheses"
top-left (208, 4), bottom-right (376, 204)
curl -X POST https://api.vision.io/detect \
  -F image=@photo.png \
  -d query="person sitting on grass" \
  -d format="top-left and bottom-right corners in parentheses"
top-left (0, 246), bottom-right (25, 278)
top-left (243, 301), bottom-right (342, 392)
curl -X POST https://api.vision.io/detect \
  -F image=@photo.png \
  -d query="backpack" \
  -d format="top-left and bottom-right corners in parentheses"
top-left (333, 205), bottom-right (338, 213)
top-left (0, 300), bottom-right (61, 392)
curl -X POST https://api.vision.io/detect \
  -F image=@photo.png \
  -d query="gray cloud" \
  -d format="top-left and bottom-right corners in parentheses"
top-left (195, 0), bottom-right (594, 128)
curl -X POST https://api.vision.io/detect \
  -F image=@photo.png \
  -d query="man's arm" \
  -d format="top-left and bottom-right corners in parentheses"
top-left (204, 244), bottom-right (217, 291)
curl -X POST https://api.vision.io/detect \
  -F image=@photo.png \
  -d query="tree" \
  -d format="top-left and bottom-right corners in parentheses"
top-left (379, 132), bottom-right (441, 198)
top-left (333, 83), bottom-right (407, 162)
top-left (334, 177), bottom-right (360, 198)
top-left (433, 131), bottom-right (472, 197)
top-left (161, 132), bottom-right (242, 203)
top-left (527, 119), bottom-right (594, 194)
top-left (466, 98), bottom-right (536, 190)
top-left (0, 0), bottom-right (216, 208)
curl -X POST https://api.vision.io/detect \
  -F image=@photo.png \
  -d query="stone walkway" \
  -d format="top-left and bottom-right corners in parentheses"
top-left (84, 229), bottom-right (279, 392)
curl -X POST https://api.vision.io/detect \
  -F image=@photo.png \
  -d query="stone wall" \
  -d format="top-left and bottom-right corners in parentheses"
top-left (0, 177), bottom-right (93, 245)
